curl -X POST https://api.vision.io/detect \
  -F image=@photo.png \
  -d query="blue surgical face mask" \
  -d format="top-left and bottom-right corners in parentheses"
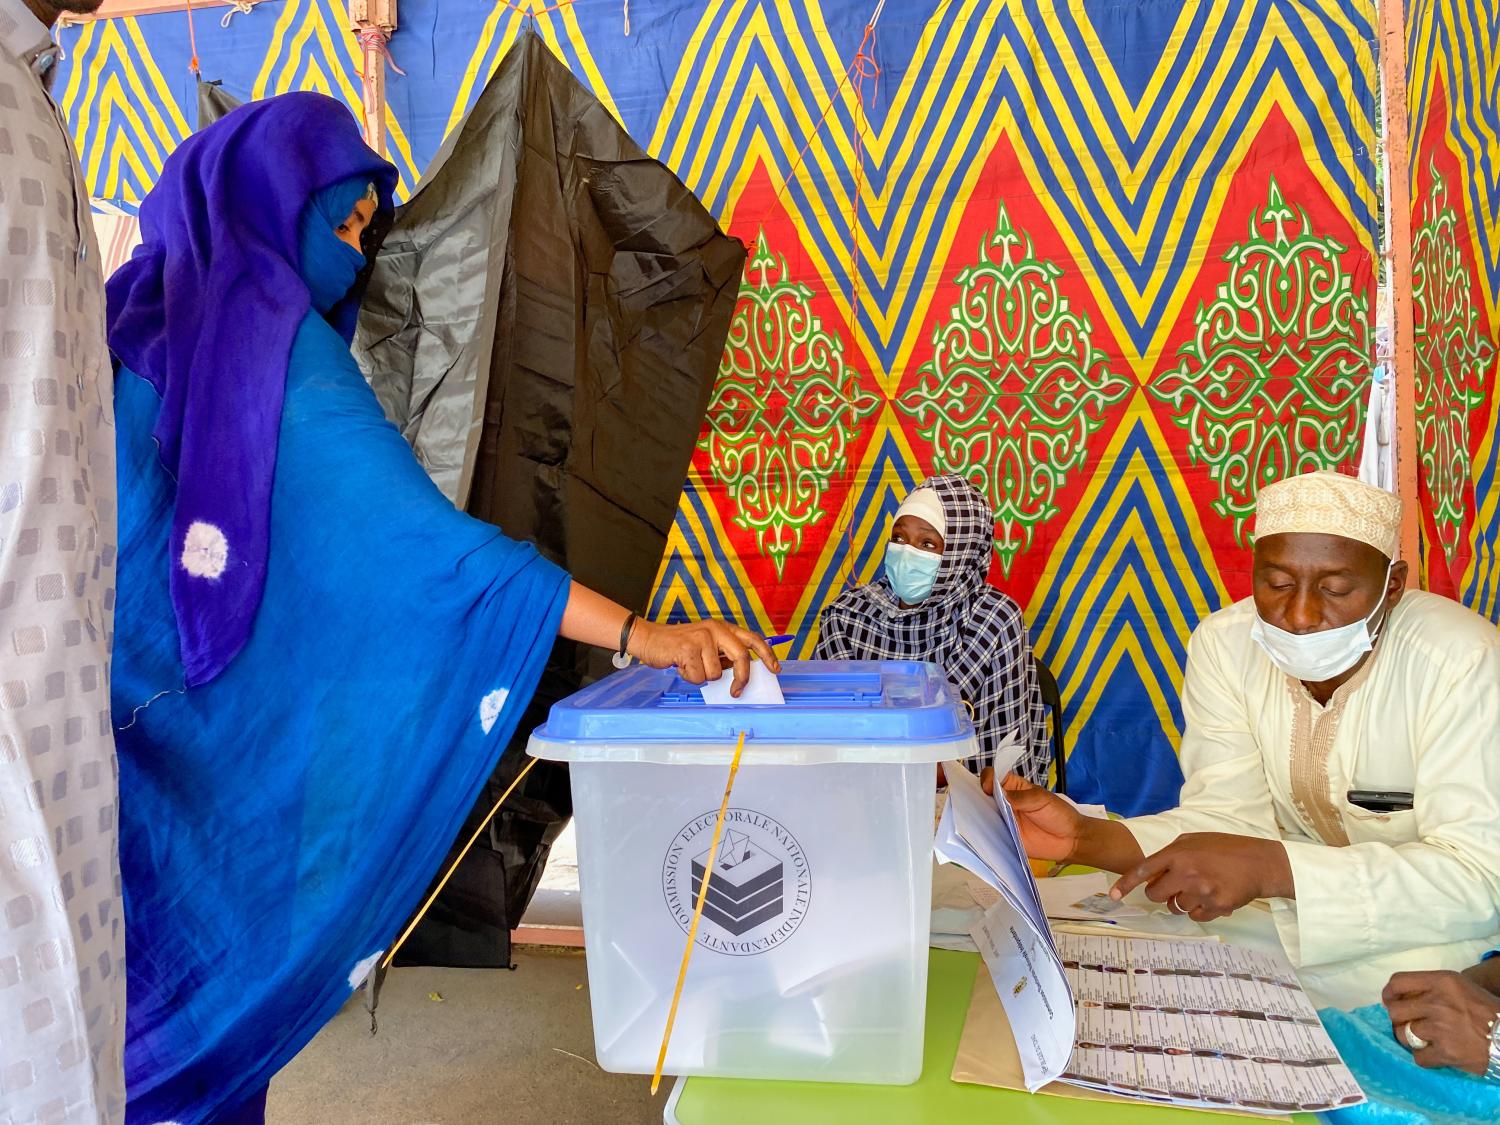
top-left (885, 542), bottom-right (942, 604)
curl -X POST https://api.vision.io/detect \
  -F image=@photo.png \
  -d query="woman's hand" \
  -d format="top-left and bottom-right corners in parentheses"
top-left (629, 618), bottom-right (779, 696)
top-left (1383, 970), bottom-right (1500, 1076)
top-left (558, 583), bottom-right (778, 697)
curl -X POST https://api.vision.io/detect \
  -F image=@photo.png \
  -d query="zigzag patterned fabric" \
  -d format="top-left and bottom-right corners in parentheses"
top-left (1407, 0), bottom-right (1500, 612)
top-left (52, 0), bottom-right (1492, 814)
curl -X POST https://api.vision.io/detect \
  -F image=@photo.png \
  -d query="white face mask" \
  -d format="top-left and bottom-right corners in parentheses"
top-left (1249, 563), bottom-right (1394, 683)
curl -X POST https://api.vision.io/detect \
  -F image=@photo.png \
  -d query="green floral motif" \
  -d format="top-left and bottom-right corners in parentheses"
top-left (698, 232), bottom-right (881, 577)
top-left (1149, 179), bottom-right (1370, 542)
top-left (1413, 161), bottom-right (1495, 566)
top-left (896, 204), bottom-right (1132, 574)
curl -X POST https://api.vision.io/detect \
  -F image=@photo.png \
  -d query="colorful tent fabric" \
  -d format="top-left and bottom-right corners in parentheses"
top-left (1406, 0), bottom-right (1500, 609)
top-left (55, 1), bottom-right (1498, 815)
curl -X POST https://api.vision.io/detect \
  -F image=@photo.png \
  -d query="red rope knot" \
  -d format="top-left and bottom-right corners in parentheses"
top-left (183, 0), bottom-right (201, 74)
top-left (852, 25), bottom-right (880, 83)
top-left (357, 26), bottom-right (407, 77)
top-left (851, 23), bottom-right (880, 95)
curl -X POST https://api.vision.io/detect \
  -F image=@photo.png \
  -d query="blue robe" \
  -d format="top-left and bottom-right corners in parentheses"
top-left (111, 311), bottom-right (569, 1123)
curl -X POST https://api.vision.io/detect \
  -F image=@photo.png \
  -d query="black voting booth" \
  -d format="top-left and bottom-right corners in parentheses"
top-left (198, 35), bottom-right (744, 967)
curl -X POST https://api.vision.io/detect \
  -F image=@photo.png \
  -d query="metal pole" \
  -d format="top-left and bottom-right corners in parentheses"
top-left (1380, 0), bottom-right (1422, 582)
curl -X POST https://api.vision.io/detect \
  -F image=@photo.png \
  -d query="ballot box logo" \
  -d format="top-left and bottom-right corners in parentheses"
top-left (662, 808), bottom-right (811, 956)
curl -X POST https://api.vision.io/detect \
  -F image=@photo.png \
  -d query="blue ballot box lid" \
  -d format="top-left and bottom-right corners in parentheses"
top-left (527, 660), bottom-right (978, 765)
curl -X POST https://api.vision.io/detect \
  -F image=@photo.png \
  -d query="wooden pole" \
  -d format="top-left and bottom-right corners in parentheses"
top-left (88, 0), bottom-right (230, 18)
top-left (1381, 0), bottom-right (1422, 583)
top-left (349, 0), bottom-right (396, 157)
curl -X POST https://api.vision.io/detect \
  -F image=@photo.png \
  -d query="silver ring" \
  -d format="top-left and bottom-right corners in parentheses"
top-left (1168, 895), bottom-right (1188, 915)
top-left (1403, 1023), bottom-right (1429, 1051)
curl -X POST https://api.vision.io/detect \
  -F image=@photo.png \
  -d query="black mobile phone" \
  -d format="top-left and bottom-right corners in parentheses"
top-left (1346, 789), bottom-right (1414, 813)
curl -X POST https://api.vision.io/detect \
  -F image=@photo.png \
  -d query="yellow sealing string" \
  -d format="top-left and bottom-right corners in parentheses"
top-left (650, 729), bottom-right (748, 1093)
top-left (381, 755), bottom-right (539, 970)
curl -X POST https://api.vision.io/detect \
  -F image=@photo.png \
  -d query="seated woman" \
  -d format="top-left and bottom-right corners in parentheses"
top-left (106, 93), bottom-right (774, 1124)
top-left (812, 474), bottom-right (1049, 783)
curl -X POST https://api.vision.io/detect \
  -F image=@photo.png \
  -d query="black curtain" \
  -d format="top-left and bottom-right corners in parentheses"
top-left (355, 32), bottom-right (744, 967)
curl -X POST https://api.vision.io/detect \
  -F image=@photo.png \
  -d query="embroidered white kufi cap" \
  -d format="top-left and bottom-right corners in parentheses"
top-left (1254, 469), bottom-right (1402, 559)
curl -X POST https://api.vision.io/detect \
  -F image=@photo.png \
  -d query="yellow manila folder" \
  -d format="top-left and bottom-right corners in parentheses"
top-left (952, 968), bottom-right (1293, 1119)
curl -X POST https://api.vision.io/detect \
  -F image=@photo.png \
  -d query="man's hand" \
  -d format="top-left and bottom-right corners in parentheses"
top-left (981, 771), bottom-right (1145, 872)
top-left (629, 619), bottom-right (780, 695)
top-left (987, 771), bottom-right (1088, 862)
top-left (1109, 832), bottom-right (1292, 921)
top-left (1383, 970), bottom-right (1500, 1076)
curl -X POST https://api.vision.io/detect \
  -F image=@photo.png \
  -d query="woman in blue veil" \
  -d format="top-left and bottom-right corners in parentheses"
top-left (106, 92), bottom-right (773, 1125)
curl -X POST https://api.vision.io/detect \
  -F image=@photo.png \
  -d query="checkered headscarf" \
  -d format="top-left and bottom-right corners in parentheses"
top-left (813, 474), bottom-right (1050, 782)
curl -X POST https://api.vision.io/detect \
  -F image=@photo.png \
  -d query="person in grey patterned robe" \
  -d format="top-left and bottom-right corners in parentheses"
top-left (0, 0), bottom-right (122, 1119)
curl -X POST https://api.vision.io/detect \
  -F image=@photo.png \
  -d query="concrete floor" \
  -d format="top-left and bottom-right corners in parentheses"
top-left (268, 947), bottom-right (666, 1125)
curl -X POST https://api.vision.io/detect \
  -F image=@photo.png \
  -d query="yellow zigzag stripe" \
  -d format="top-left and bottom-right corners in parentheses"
top-left (443, 2), bottom-right (625, 141)
top-left (1408, 0), bottom-right (1500, 322)
top-left (653, 0), bottom-right (1375, 286)
top-left (59, 18), bottom-right (190, 204)
top-left (252, 0), bottom-right (419, 196)
top-left (651, 5), bottom-right (1375, 386)
top-left (1026, 407), bottom-right (1227, 744)
top-left (649, 465), bottom-right (775, 633)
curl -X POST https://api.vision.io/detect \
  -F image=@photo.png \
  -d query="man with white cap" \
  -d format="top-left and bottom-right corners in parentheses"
top-left (1001, 469), bottom-right (1500, 1004)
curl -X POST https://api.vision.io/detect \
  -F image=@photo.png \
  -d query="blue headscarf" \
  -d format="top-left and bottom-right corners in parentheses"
top-left (106, 93), bottom-right (398, 687)
top-left (299, 177), bottom-right (374, 315)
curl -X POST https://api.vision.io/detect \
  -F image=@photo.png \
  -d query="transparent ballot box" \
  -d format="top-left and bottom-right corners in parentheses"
top-left (528, 660), bottom-right (976, 1084)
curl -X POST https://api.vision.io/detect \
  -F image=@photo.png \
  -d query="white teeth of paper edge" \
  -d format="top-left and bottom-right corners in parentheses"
top-left (479, 688), bottom-right (508, 734)
top-left (348, 950), bottom-right (384, 990)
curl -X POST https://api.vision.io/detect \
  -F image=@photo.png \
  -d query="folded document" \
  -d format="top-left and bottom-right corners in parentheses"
top-left (933, 761), bottom-right (1365, 1115)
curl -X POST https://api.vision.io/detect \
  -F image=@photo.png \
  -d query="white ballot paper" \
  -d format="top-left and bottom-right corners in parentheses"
top-left (934, 762), bottom-right (1365, 1114)
top-left (699, 661), bottom-right (785, 705)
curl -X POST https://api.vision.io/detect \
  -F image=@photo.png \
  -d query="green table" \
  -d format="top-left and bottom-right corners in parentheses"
top-left (666, 949), bottom-right (1320, 1124)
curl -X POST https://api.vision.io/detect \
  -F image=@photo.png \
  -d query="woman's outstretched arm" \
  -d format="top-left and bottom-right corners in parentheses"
top-left (558, 581), bottom-right (779, 696)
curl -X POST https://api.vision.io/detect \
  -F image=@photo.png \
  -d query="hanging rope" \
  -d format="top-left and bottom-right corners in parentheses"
top-left (650, 730), bottom-right (749, 1093)
top-left (379, 755), bottom-right (539, 970)
top-left (768, 1), bottom-right (884, 589)
top-left (220, 0), bottom-right (263, 30)
top-left (357, 26), bottom-right (407, 78)
top-left (496, 0), bottom-right (575, 16)
top-left (183, 0), bottom-right (200, 74)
